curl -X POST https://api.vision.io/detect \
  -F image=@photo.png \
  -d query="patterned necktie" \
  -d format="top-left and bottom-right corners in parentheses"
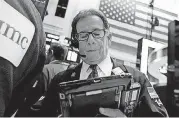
top-left (88, 64), bottom-right (98, 79)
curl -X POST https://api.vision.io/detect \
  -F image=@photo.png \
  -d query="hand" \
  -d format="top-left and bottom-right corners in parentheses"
top-left (99, 107), bottom-right (127, 117)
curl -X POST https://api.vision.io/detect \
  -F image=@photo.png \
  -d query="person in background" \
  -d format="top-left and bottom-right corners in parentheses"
top-left (38, 9), bottom-right (168, 117)
top-left (15, 44), bottom-right (69, 117)
top-left (12, 43), bottom-right (69, 117)
top-left (43, 43), bottom-right (69, 90)
top-left (1, 0), bottom-right (46, 116)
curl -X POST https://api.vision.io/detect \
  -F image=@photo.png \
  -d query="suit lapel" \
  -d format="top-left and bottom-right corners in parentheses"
top-left (70, 63), bottom-right (82, 81)
top-left (111, 58), bottom-right (116, 69)
top-left (111, 58), bottom-right (128, 73)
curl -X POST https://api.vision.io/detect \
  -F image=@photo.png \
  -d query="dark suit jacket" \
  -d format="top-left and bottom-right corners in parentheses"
top-left (38, 59), bottom-right (168, 117)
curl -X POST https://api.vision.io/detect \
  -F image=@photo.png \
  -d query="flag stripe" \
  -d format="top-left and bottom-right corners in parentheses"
top-left (135, 21), bottom-right (167, 35)
top-left (135, 12), bottom-right (169, 27)
top-left (111, 25), bottom-right (167, 43)
top-left (112, 32), bottom-right (140, 43)
top-left (135, 1), bottom-right (178, 17)
top-left (135, 19), bottom-right (168, 33)
top-left (154, 26), bottom-right (168, 33)
top-left (112, 36), bottom-right (138, 48)
top-left (136, 4), bottom-right (177, 21)
top-left (109, 19), bottom-right (168, 41)
top-left (136, 17), bottom-right (168, 29)
top-left (136, 10), bottom-right (171, 23)
top-left (112, 34), bottom-right (167, 47)
top-left (110, 26), bottom-right (144, 41)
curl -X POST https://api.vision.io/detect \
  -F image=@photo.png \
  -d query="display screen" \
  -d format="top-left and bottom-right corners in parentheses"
top-left (67, 50), bottom-right (78, 62)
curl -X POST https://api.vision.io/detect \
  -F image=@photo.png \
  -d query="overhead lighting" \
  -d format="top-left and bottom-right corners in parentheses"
top-left (46, 33), bottom-right (59, 40)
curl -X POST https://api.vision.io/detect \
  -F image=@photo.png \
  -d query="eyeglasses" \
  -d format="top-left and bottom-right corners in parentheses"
top-left (75, 29), bottom-right (106, 41)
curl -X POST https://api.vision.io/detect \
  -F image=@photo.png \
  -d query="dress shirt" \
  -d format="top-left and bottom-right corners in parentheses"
top-left (79, 54), bottom-right (113, 80)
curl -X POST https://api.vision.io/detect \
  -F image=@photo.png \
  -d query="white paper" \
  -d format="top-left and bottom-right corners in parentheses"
top-left (0, 0), bottom-right (35, 67)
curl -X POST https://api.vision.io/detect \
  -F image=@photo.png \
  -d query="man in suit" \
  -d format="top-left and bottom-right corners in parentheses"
top-left (43, 43), bottom-right (69, 89)
top-left (39, 9), bottom-right (168, 117)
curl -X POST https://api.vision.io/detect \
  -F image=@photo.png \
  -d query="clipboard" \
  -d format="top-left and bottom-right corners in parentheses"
top-left (57, 73), bottom-right (132, 117)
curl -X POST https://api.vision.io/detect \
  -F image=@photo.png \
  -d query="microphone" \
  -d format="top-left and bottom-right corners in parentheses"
top-left (77, 52), bottom-right (86, 57)
top-left (79, 54), bottom-right (86, 58)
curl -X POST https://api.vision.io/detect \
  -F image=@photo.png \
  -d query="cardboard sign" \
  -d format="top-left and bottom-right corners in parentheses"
top-left (0, 0), bottom-right (35, 67)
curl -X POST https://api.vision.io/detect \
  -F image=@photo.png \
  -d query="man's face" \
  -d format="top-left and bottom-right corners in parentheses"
top-left (76, 15), bottom-right (111, 65)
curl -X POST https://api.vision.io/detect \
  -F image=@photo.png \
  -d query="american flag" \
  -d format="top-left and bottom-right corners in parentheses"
top-left (100, 0), bottom-right (136, 25)
top-left (99, 0), bottom-right (178, 49)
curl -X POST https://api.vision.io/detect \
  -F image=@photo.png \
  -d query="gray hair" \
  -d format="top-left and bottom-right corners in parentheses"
top-left (71, 9), bottom-right (110, 40)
